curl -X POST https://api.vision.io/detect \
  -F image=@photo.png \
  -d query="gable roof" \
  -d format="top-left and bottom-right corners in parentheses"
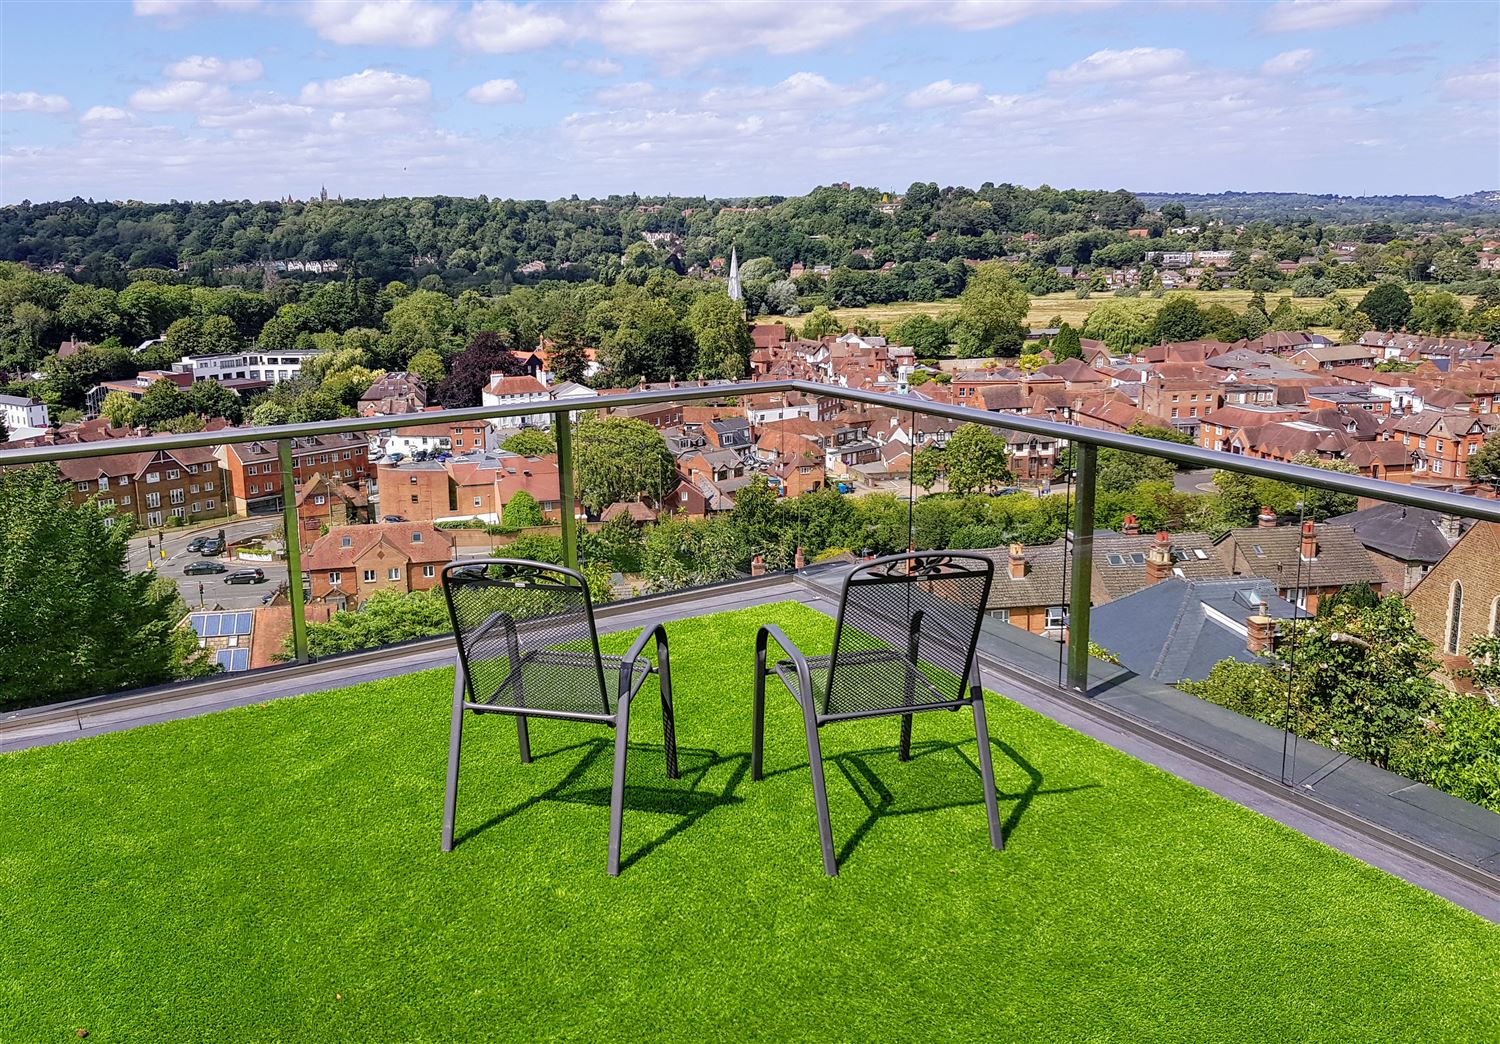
top-left (1219, 524), bottom-right (1383, 588)
top-left (302, 523), bottom-right (454, 570)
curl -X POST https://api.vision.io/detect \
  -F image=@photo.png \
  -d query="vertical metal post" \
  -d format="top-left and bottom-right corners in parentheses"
top-left (554, 410), bottom-right (578, 571)
top-left (277, 438), bottom-right (309, 663)
top-left (1066, 442), bottom-right (1097, 693)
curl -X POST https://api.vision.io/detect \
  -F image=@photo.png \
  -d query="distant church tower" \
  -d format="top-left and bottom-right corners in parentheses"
top-left (727, 246), bottom-right (741, 302)
top-left (320, 184), bottom-right (328, 203)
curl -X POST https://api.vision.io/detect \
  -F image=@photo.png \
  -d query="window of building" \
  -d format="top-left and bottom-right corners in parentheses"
top-left (169, 489), bottom-right (185, 505)
top-left (314, 495), bottom-right (326, 505)
top-left (328, 571), bottom-right (341, 585)
top-left (76, 481), bottom-right (90, 493)
top-left (410, 494), bottom-right (419, 504)
top-left (167, 469), bottom-right (181, 480)
top-left (145, 492), bottom-right (160, 509)
top-left (994, 609), bottom-right (1010, 623)
top-left (342, 451), bottom-right (351, 460)
top-left (423, 565), bottom-right (436, 578)
top-left (409, 475), bottom-right (418, 485)
top-left (171, 507), bottom-right (185, 519)
top-left (1433, 460), bottom-right (1444, 475)
top-left (473, 496), bottom-right (482, 507)
top-left (1044, 606), bottom-right (1066, 629)
top-left (190, 484), bottom-right (200, 494)
top-left (363, 569), bottom-right (376, 582)
top-left (247, 465), bottom-right (258, 476)
top-left (204, 499), bottom-right (215, 510)
top-left (411, 532), bottom-right (422, 543)
top-left (122, 495), bottom-right (132, 506)
top-left (388, 567), bottom-right (401, 581)
top-left (191, 502), bottom-right (200, 513)
top-left (341, 535), bottom-right (353, 548)
top-left (146, 472), bottom-right (160, 484)
top-left (1446, 581), bottom-right (1464, 655)
top-left (248, 484), bottom-right (258, 495)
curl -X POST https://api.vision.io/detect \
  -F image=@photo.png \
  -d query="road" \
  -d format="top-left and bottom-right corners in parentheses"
top-left (128, 516), bottom-right (291, 610)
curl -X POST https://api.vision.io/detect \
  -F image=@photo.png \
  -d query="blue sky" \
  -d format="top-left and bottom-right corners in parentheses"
top-left (2, 0), bottom-right (1496, 203)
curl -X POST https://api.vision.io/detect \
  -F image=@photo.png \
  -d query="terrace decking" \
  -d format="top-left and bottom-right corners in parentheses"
top-left (2, 600), bottom-right (1498, 1042)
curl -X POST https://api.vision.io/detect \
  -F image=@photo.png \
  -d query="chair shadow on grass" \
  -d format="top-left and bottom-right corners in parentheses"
top-left (828, 736), bottom-right (1099, 868)
top-left (455, 737), bottom-right (749, 872)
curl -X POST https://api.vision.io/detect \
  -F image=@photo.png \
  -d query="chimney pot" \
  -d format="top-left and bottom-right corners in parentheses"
top-left (1007, 542), bottom-right (1027, 580)
top-left (1145, 531), bottom-right (1173, 584)
top-left (794, 545), bottom-right (806, 570)
top-left (1247, 610), bottom-right (1277, 655)
top-left (750, 554), bottom-right (765, 577)
top-left (1122, 514), bottom-right (1140, 536)
top-left (1300, 519), bottom-right (1318, 561)
top-left (1257, 505), bottom-right (1278, 528)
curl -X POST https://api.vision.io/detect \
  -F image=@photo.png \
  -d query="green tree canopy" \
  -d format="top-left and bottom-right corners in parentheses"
top-left (574, 417), bottom-right (676, 515)
top-left (952, 263), bottom-right (1029, 358)
top-left (942, 423), bottom-right (1012, 496)
top-left (1357, 282), bottom-right (1413, 331)
top-left (0, 465), bottom-right (211, 710)
top-left (687, 290), bottom-right (752, 379)
top-left (502, 429), bottom-right (556, 456)
top-left (501, 490), bottom-right (545, 528)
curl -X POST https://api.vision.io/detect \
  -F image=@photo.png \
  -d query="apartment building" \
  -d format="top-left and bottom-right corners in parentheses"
top-left (57, 445), bottom-right (231, 527)
top-left (220, 433), bottom-right (370, 514)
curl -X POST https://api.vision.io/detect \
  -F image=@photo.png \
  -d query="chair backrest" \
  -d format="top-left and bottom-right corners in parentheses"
top-left (441, 559), bottom-right (609, 713)
top-left (826, 552), bottom-right (995, 711)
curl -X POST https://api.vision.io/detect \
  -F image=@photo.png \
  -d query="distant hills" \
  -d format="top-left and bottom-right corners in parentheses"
top-left (1134, 191), bottom-right (1500, 223)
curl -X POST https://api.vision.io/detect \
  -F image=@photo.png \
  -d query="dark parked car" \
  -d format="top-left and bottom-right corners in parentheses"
top-left (186, 536), bottom-right (207, 553)
top-left (184, 560), bottom-right (227, 576)
top-left (225, 568), bottom-right (266, 585)
top-left (381, 515), bottom-right (407, 523)
top-left (199, 537), bottom-right (225, 556)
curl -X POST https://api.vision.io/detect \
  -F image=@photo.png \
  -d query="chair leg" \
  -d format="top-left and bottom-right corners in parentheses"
top-left (657, 652), bottom-right (679, 781)
top-left (516, 717), bottom-right (532, 764)
top-left (971, 693), bottom-right (1004, 852)
top-left (802, 710), bottom-right (838, 876)
top-left (899, 714), bottom-right (913, 761)
top-left (607, 698), bottom-right (632, 876)
top-left (442, 669), bottom-right (466, 853)
top-left (752, 653), bottom-right (767, 782)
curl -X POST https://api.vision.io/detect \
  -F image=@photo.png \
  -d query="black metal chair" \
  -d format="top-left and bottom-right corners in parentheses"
top-left (440, 559), bottom-right (677, 875)
top-left (753, 551), bottom-right (1002, 875)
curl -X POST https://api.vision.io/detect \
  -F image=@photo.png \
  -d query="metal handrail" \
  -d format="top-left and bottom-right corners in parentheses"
top-left (6, 376), bottom-right (1499, 685)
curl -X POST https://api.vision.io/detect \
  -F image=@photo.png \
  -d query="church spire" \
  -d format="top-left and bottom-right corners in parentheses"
top-left (727, 246), bottom-right (741, 302)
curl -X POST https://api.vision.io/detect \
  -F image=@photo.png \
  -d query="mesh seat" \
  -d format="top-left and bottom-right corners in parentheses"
top-left (754, 552), bottom-right (1003, 875)
top-left (439, 559), bottom-right (678, 875)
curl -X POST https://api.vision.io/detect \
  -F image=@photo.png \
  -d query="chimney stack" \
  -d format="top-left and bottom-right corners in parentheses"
top-left (794, 545), bottom-right (806, 570)
top-left (1438, 513), bottom-right (1462, 541)
top-left (1145, 531), bottom-right (1173, 584)
top-left (1299, 520), bottom-right (1318, 561)
top-left (1121, 514), bottom-right (1140, 537)
top-left (1008, 542), bottom-right (1027, 580)
top-left (751, 554), bottom-right (766, 577)
top-left (1258, 505), bottom-right (1278, 528)
top-left (1247, 603), bottom-right (1277, 654)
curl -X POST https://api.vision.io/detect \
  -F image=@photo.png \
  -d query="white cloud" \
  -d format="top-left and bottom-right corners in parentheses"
top-left (1260, 48), bottom-right (1317, 76)
top-left (1262, 0), bottom-right (1410, 32)
top-left (302, 0), bottom-right (452, 46)
top-left (299, 69), bottom-right (432, 107)
top-left (80, 106), bottom-right (134, 124)
top-left (592, 0), bottom-right (878, 65)
top-left (905, 79), bottom-right (982, 108)
top-left (129, 80), bottom-right (231, 112)
top-left (1443, 67), bottom-right (1500, 99)
top-left (459, 2), bottom-right (570, 53)
top-left (1050, 47), bottom-right (1187, 84)
top-left (164, 55), bottom-right (264, 82)
top-left (582, 58), bottom-right (623, 76)
top-left (466, 78), bottom-right (526, 104)
top-left (133, 0), bottom-right (261, 17)
top-left (702, 72), bottom-right (884, 111)
top-left (1, 91), bottom-right (70, 115)
top-left (925, 0), bottom-right (1119, 30)
top-left (595, 81), bottom-right (655, 104)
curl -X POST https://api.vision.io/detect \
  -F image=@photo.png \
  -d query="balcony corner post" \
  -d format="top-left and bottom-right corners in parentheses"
top-left (554, 410), bottom-right (578, 572)
top-left (277, 438), bottom-right (310, 663)
top-left (1066, 441), bottom-right (1096, 693)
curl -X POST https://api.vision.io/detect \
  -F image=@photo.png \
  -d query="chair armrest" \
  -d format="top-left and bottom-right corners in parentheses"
top-left (757, 623), bottom-right (814, 709)
top-left (619, 621), bottom-right (669, 699)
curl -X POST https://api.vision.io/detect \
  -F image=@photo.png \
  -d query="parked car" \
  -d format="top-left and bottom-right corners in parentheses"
top-left (994, 487), bottom-right (1022, 496)
top-left (185, 536), bottom-right (207, 553)
top-left (184, 560), bottom-right (227, 576)
top-left (199, 537), bottom-right (225, 556)
top-left (381, 515), bottom-right (407, 523)
top-left (225, 568), bottom-right (266, 585)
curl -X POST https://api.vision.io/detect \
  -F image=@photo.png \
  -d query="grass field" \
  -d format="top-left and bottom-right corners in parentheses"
top-left (766, 287), bottom-right (1374, 334)
top-left (3, 601), bottom-right (1497, 1042)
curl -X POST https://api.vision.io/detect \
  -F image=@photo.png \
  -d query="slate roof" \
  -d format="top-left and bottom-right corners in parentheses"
top-left (1325, 502), bottom-right (1467, 564)
top-left (1219, 524), bottom-right (1384, 588)
top-left (1090, 532), bottom-right (1227, 601)
top-left (1091, 578), bottom-right (1305, 683)
top-left (970, 544), bottom-right (1070, 610)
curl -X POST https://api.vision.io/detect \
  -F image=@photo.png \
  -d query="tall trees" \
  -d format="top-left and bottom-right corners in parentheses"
top-left (1357, 282), bottom-right (1413, 331)
top-left (1050, 322), bottom-right (1083, 361)
top-left (573, 417), bottom-right (677, 515)
top-left (1081, 299), bottom-right (1157, 352)
top-left (435, 330), bottom-right (523, 408)
top-left (686, 290), bottom-right (751, 379)
top-left (951, 262), bottom-right (1028, 358)
top-left (0, 466), bottom-right (211, 710)
top-left (545, 312), bottom-right (592, 384)
top-left (941, 423), bottom-right (1012, 495)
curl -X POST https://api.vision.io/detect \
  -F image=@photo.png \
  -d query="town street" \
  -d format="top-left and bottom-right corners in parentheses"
top-left (127, 516), bottom-right (291, 610)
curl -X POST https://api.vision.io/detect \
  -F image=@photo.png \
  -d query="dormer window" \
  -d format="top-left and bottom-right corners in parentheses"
top-left (341, 535), bottom-right (352, 548)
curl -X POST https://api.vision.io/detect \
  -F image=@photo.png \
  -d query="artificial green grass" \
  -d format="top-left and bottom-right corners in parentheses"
top-left (1, 601), bottom-right (1496, 1043)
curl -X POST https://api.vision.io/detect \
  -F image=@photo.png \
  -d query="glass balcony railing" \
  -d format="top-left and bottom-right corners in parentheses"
top-left (2, 379), bottom-right (1498, 890)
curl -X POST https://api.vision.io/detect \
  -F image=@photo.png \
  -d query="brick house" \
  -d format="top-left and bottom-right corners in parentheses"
top-left (294, 471), bottom-right (370, 535)
top-left (375, 460), bottom-right (450, 521)
top-left (1405, 522), bottom-right (1500, 676)
top-left (1217, 521), bottom-right (1383, 612)
top-left (302, 522), bottom-right (455, 609)
top-left (221, 434), bottom-right (369, 515)
top-left (358, 372), bottom-right (427, 416)
top-left (58, 445), bottom-right (231, 528)
top-left (1388, 412), bottom-right (1495, 482)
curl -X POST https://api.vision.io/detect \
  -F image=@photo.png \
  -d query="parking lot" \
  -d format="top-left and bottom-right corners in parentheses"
top-left (127, 518), bottom-right (292, 610)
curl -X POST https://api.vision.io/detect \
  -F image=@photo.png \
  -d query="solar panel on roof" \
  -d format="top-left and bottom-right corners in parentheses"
top-left (235, 612), bottom-right (252, 636)
top-left (189, 613), bottom-right (208, 637)
top-left (203, 615), bottom-right (221, 637)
